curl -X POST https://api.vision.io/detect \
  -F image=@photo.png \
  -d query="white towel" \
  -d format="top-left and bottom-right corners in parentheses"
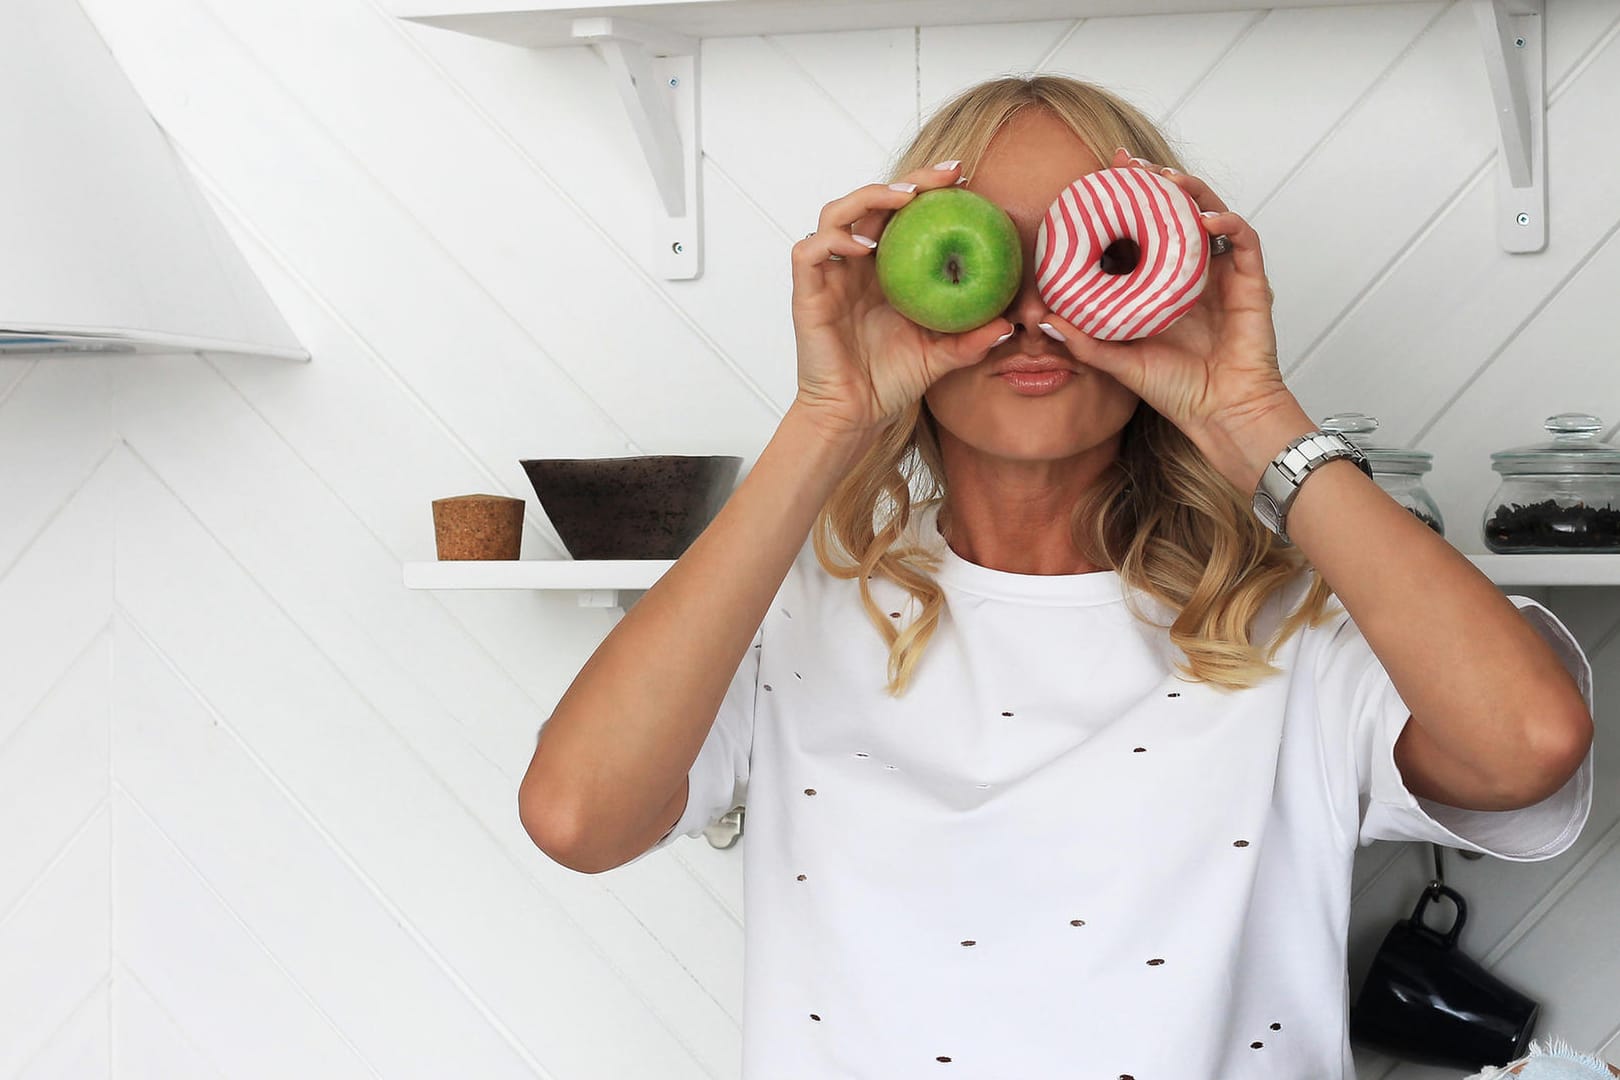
top-left (1465, 1035), bottom-right (1617, 1079)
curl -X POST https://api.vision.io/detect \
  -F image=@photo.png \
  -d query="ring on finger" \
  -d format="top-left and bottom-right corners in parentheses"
top-left (1210, 234), bottom-right (1232, 257)
top-left (804, 229), bottom-right (845, 261)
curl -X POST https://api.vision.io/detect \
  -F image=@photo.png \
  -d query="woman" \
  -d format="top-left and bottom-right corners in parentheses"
top-left (521, 76), bottom-right (1596, 1078)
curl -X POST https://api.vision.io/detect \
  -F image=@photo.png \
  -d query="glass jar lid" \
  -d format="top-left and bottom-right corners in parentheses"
top-left (1491, 412), bottom-right (1620, 476)
top-left (1318, 411), bottom-right (1432, 475)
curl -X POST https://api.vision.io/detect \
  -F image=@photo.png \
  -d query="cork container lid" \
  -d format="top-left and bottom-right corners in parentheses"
top-left (432, 493), bottom-right (524, 560)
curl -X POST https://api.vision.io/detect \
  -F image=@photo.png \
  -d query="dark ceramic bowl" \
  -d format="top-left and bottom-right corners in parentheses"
top-left (519, 455), bottom-right (742, 560)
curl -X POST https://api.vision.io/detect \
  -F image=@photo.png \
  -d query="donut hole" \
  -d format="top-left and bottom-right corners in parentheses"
top-left (1099, 237), bottom-right (1140, 275)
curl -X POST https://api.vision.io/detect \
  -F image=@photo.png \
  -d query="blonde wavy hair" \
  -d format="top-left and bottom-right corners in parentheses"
top-left (810, 75), bottom-right (1342, 697)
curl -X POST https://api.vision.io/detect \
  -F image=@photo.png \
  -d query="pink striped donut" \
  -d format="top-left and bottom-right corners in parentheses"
top-left (1035, 167), bottom-right (1211, 341)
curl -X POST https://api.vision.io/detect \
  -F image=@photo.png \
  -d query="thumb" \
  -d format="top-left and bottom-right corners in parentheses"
top-left (1040, 311), bottom-right (1141, 391)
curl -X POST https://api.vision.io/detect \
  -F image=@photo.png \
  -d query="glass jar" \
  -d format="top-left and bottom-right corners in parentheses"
top-left (1483, 412), bottom-right (1620, 553)
top-left (1319, 411), bottom-right (1445, 536)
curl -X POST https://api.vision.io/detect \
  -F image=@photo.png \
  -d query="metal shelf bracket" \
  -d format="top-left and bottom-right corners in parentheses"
top-left (702, 805), bottom-right (745, 849)
top-left (575, 587), bottom-right (648, 609)
top-left (1472, 0), bottom-right (1546, 253)
top-left (572, 16), bottom-right (702, 278)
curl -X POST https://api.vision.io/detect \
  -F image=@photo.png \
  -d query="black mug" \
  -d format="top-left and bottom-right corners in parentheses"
top-left (1349, 883), bottom-right (1540, 1072)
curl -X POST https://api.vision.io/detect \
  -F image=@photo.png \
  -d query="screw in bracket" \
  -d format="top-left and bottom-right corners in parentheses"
top-left (668, 76), bottom-right (680, 88)
top-left (672, 241), bottom-right (685, 254)
top-left (1515, 212), bottom-right (1531, 227)
top-left (1514, 36), bottom-right (1525, 48)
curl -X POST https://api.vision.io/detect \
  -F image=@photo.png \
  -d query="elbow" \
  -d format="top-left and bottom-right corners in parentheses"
top-left (1514, 707), bottom-right (1593, 807)
top-left (516, 782), bottom-right (564, 855)
top-left (518, 779), bottom-right (602, 874)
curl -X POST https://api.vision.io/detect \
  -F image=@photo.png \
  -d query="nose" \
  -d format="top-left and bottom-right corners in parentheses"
top-left (1001, 243), bottom-right (1054, 344)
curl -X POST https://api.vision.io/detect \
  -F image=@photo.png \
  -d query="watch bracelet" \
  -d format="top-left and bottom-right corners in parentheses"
top-left (1263, 430), bottom-right (1372, 544)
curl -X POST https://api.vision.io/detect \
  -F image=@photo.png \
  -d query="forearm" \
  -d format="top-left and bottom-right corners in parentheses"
top-left (1194, 398), bottom-right (1592, 801)
top-left (520, 402), bottom-right (878, 858)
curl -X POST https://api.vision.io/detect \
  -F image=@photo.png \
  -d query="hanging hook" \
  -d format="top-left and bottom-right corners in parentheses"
top-left (1428, 842), bottom-right (1446, 897)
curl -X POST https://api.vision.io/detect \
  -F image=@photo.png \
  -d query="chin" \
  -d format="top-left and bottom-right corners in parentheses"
top-left (975, 428), bottom-right (1097, 462)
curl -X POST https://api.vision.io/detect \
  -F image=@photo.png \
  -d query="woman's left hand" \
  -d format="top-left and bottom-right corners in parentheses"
top-left (1039, 147), bottom-right (1298, 448)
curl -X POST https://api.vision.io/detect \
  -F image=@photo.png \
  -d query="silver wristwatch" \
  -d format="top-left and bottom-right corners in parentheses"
top-left (1251, 430), bottom-right (1373, 545)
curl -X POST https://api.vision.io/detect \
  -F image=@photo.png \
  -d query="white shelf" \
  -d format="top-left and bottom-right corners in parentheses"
top-left (392, 0), bottom-right (1547, 273)
top-left (1467, 554), bottom-right (1620, 587)
top-left (388, 0), bottom-right (1435, 47)
top-left (404, 558), bottom-right (675, 607)
top-left (404, 554), bottom-right (1620, 608)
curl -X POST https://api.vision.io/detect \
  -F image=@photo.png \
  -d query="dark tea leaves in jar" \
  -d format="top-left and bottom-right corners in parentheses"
top-left (1485, 413), bottom-right (1620, 551)
top-left (1405, 505), bottom-right (1444, 535)
top-left (1483, 499), bottom-right (1620, 551)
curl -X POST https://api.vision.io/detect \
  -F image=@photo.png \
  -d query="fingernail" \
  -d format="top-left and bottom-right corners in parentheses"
top-left (953, 176), bottom-right (968, 185)
top-left (888, 181), bottom-right (917, 193)
top-left (1200, 211), bottom-right (1223, 219)
top-left (1038, 322), bottom-right (1065, 341)
top-left (993, 329), bottom-right (1013, 345)
top-left (932, 159), bottom-right (961, 171)
top-left (852, 233), bottom-right (878, 248)
top-left (1114, 146), bottom-right (1129, 157)
top-left (1160, 166), bottom-right (1178, 176)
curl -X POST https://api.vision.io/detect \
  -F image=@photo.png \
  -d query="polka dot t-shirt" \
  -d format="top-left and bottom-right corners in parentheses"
top-left (630, 500), bottom-right (1596, 1079)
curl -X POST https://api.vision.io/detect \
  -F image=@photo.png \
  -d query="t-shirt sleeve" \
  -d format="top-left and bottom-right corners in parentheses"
top-left (624, 619), bottom-right (762, 863)
top-left (1311, 592), bottom-right (1594, 861)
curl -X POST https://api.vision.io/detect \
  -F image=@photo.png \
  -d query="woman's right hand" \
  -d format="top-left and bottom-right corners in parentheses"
top-left (789, 160), bottom-right (1017, 439)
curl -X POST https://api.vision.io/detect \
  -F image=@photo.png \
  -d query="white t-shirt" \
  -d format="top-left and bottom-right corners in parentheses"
top-left (632, 499), bottom-right (1595, 1079)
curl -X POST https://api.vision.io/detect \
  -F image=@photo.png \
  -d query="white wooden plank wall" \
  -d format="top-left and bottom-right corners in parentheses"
top-left (1, 1), bottom-right (1617, 1076)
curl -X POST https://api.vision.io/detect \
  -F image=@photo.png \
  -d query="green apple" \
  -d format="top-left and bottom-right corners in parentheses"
top-left (874, 187), bottom-right (1023, 334)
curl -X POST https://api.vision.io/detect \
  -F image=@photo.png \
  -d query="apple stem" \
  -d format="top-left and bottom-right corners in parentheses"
top-left (945, 254), bottom-right (963, 284)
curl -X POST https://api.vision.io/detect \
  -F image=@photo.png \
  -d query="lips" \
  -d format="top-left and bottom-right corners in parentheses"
top-left (991, 355), bottom-right (1076, 376)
